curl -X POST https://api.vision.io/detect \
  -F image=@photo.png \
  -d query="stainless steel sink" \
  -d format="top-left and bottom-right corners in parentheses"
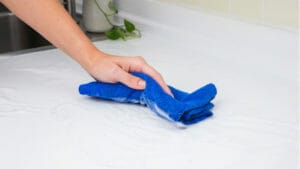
top-left (0, 3), bottom-right (107, 55)
top-left (0, 4), bottom-right (51, 54)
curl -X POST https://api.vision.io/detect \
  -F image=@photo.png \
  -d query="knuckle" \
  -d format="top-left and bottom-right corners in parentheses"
top-left (110, 66), bottom-right (121, 79)
top-left (147, 67), bottom-right (160, 77)
top-left (135, 56), bottom-right (146, 64)
top-left (111, 66), bottom-right (119, 74)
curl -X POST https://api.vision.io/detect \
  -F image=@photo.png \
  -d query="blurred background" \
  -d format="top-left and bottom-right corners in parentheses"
top-left (1, 0), bottom-right (298, 54)
top-left (157, 0), bottom-right (299, 30)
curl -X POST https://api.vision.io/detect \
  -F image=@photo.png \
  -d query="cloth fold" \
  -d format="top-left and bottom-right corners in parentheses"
top-left (79, 72), bottom-right (217, 126)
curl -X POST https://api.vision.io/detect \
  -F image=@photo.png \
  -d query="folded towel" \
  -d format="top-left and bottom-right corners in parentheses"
top-left (79, 72), bottom-right (217, 126)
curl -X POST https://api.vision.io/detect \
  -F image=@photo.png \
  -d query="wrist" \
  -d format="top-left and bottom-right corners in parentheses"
top-left (80, 46), bottom-right (106, 72)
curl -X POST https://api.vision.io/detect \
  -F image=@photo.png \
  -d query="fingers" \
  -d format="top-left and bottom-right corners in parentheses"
top-left (115, 67), bottom-right (146, 90)
top-left (141, 65), bottom-right (173, 96)
top-left (126, 56), bottom-right (173, 96)
top-left (89, 54), bottom-right (173, 96)
top-left (129, 57), bottom-right (172, 96)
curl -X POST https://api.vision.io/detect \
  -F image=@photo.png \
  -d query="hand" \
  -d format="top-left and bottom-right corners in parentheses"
top-left (0, 0), bottom-right (172, 96)
top-left (85, 52), bottom-right (173, 96)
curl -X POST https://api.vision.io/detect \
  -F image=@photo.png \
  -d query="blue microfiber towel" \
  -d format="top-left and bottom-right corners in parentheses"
top-left (79, 72), bottom-right (217, 126)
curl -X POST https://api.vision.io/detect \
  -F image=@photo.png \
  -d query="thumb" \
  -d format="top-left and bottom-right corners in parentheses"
top-left (118, 70), bottom-right (146, 90)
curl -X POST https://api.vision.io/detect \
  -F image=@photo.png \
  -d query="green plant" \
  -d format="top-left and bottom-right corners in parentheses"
top-left (95, 0), bottom-right (141, 40)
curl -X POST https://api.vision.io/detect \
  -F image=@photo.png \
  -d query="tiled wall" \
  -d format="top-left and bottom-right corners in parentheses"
top-left (158, 0), bottom-right (299, 30)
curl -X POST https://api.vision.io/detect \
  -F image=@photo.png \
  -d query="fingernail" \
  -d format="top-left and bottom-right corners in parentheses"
top-left (138, 80), bottom-right (145, 87)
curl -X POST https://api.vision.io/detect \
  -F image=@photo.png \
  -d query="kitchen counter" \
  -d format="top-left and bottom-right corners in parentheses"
top-left (0, 1), bottom-right (298, 169)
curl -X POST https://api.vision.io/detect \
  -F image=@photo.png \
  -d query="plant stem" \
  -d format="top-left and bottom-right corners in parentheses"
top-left (94, 0), bottom-right (114, 26)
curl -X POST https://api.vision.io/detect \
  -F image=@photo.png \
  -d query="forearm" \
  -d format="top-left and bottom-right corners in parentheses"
top-left (0, 0), bottom-right (173, 95)
top-left (1, 0), bottom-right (101, 69)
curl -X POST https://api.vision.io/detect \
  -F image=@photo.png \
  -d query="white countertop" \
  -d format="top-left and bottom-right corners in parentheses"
top-left (0, 1), bottom-right (298, 169)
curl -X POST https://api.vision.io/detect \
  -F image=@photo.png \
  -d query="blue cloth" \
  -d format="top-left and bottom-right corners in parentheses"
top-left (79, 72), bottom-right (217, 126)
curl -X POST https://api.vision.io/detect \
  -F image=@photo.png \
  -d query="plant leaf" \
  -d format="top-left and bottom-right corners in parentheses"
top-left (124, 19), bottom-right (135, 33)
top-left (105, 27), bottom-right (120, 40)
top-left (116, 27), bottom-right (127, 40)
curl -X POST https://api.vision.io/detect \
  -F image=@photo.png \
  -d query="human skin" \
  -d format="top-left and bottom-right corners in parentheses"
top-left (0, 0), bottom-right (172, 95)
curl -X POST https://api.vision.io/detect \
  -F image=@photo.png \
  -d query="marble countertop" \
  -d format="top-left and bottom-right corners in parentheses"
top-left (0, 1), bottom-right (298, 169)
